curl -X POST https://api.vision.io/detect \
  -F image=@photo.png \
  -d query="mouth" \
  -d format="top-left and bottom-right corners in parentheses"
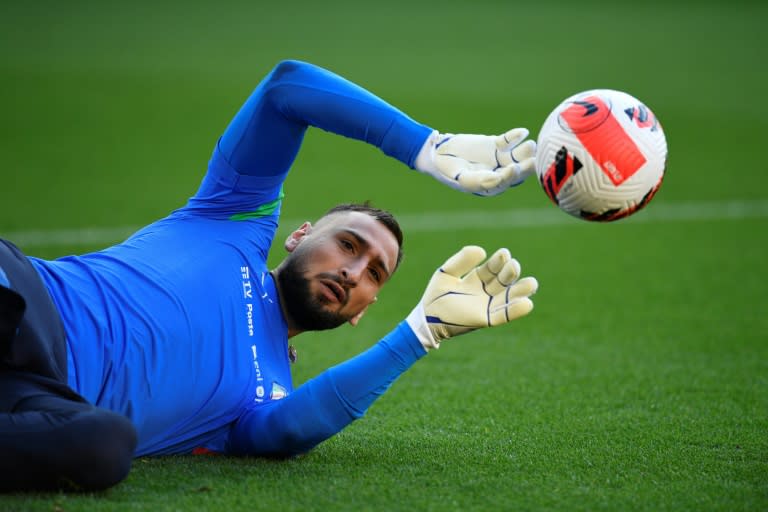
top-left (318, 278), bottom-right (347, 304)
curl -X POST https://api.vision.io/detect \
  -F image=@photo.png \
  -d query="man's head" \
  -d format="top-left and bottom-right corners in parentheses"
top-left (273, 203), bottom-right (404, 336)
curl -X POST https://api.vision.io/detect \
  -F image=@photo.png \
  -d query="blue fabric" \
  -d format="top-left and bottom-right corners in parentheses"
top-left (228, 322), bottom-right (426, 456)
top-left (0, 372), bottom-right (137, 492)
top-left (27, 60), bottom-right (433, 456)
top-left (0, 265), bottom-right (9, 288)
top-left (219, 60), bottom-right (432, 177)
top-left (30, 215), bottom-right (291, 456)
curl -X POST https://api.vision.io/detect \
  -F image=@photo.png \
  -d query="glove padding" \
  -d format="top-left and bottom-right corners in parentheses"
top-left (414, 128), bottom-right (536, 196)
top-left (406, 246), bottom-right (538, 350)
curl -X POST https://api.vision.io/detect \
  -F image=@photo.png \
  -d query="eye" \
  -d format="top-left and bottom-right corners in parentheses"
top-left (340, 239), bottom-right (354, 251)
top-left (368, 267), bottom-right (381, 283)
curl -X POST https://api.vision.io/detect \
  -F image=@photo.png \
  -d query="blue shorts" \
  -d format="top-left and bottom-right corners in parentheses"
top-left (0, 238), bottom-right (77, 403)
top-left (0, 239), bottom-right (136, 491)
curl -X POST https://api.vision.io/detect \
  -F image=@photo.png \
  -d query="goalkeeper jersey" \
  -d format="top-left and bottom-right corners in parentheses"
top-left (28, 60), bottom-right (431, 456)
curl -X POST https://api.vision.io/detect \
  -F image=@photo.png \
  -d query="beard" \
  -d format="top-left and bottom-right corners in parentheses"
top-left (275, 251), bottom-right (350, 332)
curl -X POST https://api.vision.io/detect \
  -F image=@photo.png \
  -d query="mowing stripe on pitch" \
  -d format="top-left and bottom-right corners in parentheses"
top-left (3, 199), bottom-right (768, 248)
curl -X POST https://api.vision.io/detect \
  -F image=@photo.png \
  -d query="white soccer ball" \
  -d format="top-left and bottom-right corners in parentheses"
top-left (535, 89), bottom-right (667, 222)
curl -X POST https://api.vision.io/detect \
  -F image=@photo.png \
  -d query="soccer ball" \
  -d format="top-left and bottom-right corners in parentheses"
top-left (535, 89), bottom-right (667, 222)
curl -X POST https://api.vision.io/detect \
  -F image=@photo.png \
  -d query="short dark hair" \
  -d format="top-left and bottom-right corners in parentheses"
top-left (323, 202), bottom-right (404, 269)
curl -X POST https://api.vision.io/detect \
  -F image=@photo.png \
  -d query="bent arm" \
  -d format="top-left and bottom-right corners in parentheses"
top-left (220, 59), bottom-right (434, 178)
top-left (227, 321), bottom-right (426, 457)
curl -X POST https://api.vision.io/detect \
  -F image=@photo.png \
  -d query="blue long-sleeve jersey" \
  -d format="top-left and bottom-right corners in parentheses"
top-left (28, 60), bottom-right (432, 456)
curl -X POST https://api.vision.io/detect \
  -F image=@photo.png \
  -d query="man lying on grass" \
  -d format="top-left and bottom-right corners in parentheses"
top-left (0, 60), bottom-right (538, 491)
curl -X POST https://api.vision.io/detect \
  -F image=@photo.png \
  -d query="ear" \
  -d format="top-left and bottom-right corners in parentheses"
top-left (348, 306), bottom-right (368, 327)
top-left (348, 297), bottom-right (377, 327)
top-left (284, 222), bottom-right (312, 252)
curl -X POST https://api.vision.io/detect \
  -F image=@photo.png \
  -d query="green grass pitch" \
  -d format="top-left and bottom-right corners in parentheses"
top-left (1, 0), bottom-right (766, 510)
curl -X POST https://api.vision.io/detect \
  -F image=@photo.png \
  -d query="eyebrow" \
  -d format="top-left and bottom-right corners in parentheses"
top-left (341, 228), bottom-right (392, 278)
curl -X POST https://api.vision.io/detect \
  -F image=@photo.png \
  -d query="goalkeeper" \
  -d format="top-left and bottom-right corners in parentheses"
top-left (0, 60), bottom-right (538, 492)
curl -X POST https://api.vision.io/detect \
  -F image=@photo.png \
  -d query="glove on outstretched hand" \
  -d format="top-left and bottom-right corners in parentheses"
top-left (406, 246), bottom-right (539, 351)
top-left (414, 128), bottom-right (536, 196)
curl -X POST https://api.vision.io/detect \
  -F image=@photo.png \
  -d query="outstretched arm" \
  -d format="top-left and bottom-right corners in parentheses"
top-left (195, 60), bottom-right (536, 213)
top-left (227, 322), bottom-right (425, 457)
top-left (219, 60), bottom-right (433, 179)
top-left (227, 247), bottom-right (537, 457)
top-left (187, 60), bottom-right (437, 216)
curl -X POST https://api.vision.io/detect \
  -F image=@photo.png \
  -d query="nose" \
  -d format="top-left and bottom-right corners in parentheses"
top-left (340, 260), bottom-right (365, 284)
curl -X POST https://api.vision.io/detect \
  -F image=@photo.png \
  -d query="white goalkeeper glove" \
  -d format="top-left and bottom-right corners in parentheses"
top-left (406, 246), bottom-right (538, 350)
top-left (414, 128), bottom-right (536, 196)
